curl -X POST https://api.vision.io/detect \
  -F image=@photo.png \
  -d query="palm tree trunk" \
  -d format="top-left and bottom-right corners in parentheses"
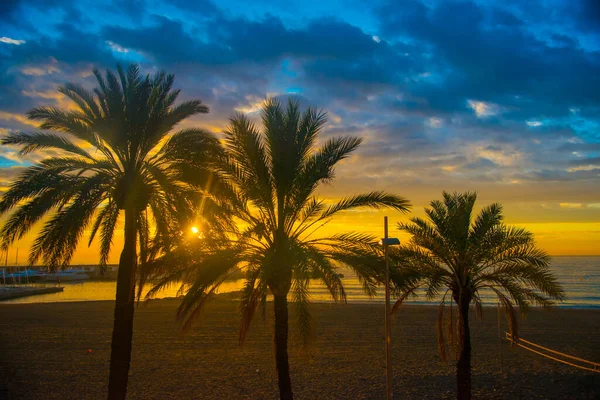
top-left (273, 294), bottom-right (293, 400)
top-left (456, 298), bottom-right (472, 400)
top-left (107, 208), bottom-right (137, 400)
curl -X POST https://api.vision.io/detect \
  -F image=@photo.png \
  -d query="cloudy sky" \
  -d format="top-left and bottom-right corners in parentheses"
top-left (1, 0), bottom-right (599, 261)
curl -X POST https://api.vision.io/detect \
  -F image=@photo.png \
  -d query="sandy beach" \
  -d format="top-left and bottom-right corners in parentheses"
top-left (0, 299), bottom-right (599, 399)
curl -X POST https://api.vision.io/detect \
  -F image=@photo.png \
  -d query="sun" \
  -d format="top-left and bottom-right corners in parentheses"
top-left (191, 226), bottom-right (199, 234)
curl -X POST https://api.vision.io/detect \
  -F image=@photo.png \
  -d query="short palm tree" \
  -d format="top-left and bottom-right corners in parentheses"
top-left (391, 192), bottom-right (564, 400)
top-left (149, 98), bottom-right (410, 400)
top-left (0, 64), bottom-right (220, 400)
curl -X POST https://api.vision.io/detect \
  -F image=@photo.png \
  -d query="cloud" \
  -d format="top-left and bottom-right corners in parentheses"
top-left (102, 14), bottom-right (382, 68)
top-left (102, 16), bottom-right (227, 65)
top-left (558, 142), bottom-right (600, 153)
top-left (0, 36), bottom-right (25, 45)
top-left (464, 157), bottom-right (498, 170)
top-left (467, 100), bottom-right (502, 117)
top-left (569, 156), bottom-right (600, 167)
top-left (0, 166), bottom-right (27, 193)
top-left (0, 111), bottom-right (38, 127)
top-left (19, 63), bottom-right (61, 76)
top-left (105, 41), bottom-right (130, 53)
top-left (21, 89), bottom-right (77, 110)
top-left (426, 117), bottom-right (442, 128)
top-left (377, 0), bottom-right (600, 120)
top-left (234, 95), bottom-right (270, 114)
top-left (560, 203), bottom-right (584, 209)
top-left (0, 0), bottom-right (598, 219)
top-left (563, 0), bottom-right (600, 34)
top-left (527, 120), bottom-right (543, 127)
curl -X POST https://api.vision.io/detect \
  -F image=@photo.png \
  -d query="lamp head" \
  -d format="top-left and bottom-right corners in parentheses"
top-left (379, 238), bottom-right (400, 246)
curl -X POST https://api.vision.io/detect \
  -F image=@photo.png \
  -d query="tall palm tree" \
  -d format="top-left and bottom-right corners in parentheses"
top-left (148, 98), bottom-right (411, 400)
top-left (0, 64), bottom-right (220, 400)
top-left (391, 192), bottom-right (565, 400)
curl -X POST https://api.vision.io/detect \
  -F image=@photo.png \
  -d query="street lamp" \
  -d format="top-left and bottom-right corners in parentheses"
top-left (380, 216), bottom-right (400, 400)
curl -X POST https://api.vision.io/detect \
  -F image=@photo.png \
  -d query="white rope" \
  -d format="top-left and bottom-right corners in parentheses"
top-left (505, 332), bottom-right (600, 373)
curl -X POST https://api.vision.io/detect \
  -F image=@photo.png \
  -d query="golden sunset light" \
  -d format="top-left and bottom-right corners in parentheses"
top-left (0, 1), bottom-right (599, 399)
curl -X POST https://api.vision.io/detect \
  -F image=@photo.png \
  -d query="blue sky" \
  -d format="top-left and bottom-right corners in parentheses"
top-left (1, 0), bottom-right (599, 256)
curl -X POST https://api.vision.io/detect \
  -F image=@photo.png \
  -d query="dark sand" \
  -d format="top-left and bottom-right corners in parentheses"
top-left (1, 299), bottom-right (599, 399)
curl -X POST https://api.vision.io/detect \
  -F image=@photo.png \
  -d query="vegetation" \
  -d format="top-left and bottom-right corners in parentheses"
top-left (0, 61), bottom-right (572, 400)
top-left (147, 98), bottom-right (410, 400)
top-left (0, 65), bottom-right (219, 400)
top-left (391, 191), bottom-right (565, 400)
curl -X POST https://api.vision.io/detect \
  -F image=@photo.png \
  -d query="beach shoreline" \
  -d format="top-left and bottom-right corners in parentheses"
top-left (4, 295), bottom-right (600, 310)
top-left (1, 299), bottom-right (599, 399)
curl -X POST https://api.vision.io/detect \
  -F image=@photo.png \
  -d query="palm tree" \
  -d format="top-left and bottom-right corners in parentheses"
top-left (0, 64), bottom-right (220, 400)
top-left (391, 191), bottom-right (564, 400)
top-left (148, 98), bottom-right (411, 400)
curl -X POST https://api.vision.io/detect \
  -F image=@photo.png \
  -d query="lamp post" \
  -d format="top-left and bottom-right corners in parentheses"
top-left (381, 216), bottom-right (400, 400)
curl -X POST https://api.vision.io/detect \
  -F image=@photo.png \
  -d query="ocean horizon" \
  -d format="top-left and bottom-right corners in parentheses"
top-left (3, 256), bottom-right (599, 308)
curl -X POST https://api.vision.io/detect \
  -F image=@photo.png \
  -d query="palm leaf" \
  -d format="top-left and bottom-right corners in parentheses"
top-left (1, 132), bottom-right (94, 159)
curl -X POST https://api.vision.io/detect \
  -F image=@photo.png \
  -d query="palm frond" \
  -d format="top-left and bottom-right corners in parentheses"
top-left (1, 131), bottom-right (94, 159)
top-left (320, 191), bottom-right (410, 220)
top-left (27, 107), bottom-right (98, 147)
top-left (175, 248), bottom-right (243, 330)
top-left (292, 278), bottom-right (312, 345)
top-left (145, 96), bottom-right (410, 354)
top-left (468, 202), bottom-right (503, 248)
top-left (58, 82), bottom-right (101, 119)
top-left (99, 201), bottom-right (120, 266)
top-left (28, 174), bottom-right (108, 267)
top-left (239, 267), bottom-right (267, 344)
top-left (390, 191), bottom-right (564, 363)
top-left (391, 285), bottom-right (419, 313)
top-left (492, 288), bottom-right (519, 343)
top-left (0, 177), bottom-right (79, 246)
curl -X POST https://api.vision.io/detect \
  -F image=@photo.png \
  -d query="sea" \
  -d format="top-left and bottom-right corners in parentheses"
top-left (2, 256), bottom-right (599, 308)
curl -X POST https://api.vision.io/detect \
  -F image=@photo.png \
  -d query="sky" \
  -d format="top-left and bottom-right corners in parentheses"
top-left (0, 0), bottom-right (599, 262)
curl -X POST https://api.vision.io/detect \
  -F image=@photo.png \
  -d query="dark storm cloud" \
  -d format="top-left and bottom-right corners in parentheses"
top-left (214, 15), bottom-right (380, 61)
top-left (103, 16), bottom-right (232, 65)
top-left (377, 0), bottom-right (600, 119)
top-left (1, 0), bottom-right (24, 15)
top-left (103, 14), bottom-right (381, 66)
top-left (568, 0), bottom-right (600, 34)
top-left (16, 24), bottom-right (114, 66)
top-left (167, 0), bottom-right (221, 17)
top-left (0, 23), bottom-right (117, 112)
top-left (0, 0), bottom-right (64, 19)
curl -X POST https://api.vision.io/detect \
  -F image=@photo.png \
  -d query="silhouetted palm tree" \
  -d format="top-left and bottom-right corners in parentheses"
top-left (391, 192), bottom-right (564, 400)
top-left (149, 98), bottom-right (410, 400)
top-left (0, 64), bottom-right (219, 400)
